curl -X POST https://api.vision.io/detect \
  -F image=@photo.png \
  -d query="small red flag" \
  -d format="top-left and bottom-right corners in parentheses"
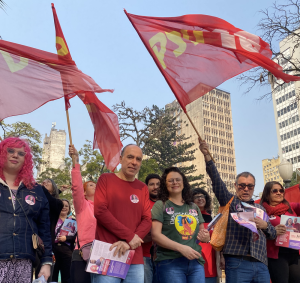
top-left (125, 11), bottom-right (300, 112)
top-left (51, 4), bottom-right (113, 109)
top-left (79, 92), bottom-right (123, 172)
top-left (51, 4), bottom-right (122, 171)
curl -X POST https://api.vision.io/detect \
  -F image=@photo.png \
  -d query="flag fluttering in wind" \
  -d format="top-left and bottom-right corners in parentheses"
top-left (52, 4), bottom-right (122, 171)
top-left (125, 11), bottom-right (300, 112)
top-left (0, 39), bottom-right (103, 121)
top-left (79, 92), bottom-right (123, 172)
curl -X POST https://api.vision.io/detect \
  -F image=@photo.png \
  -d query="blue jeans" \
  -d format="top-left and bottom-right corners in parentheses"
top-left (91, 264), bottom-right (144, 283)
top-left (154, 256), bottom-right (205, 283)
top-left (143, 257), bottom-right (154, 283)
top-left (225, 256), bottom-right (270, 283)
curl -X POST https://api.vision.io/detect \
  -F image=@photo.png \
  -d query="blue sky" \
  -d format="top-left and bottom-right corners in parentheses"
top-left (0, 0), bottom-right (279, 195)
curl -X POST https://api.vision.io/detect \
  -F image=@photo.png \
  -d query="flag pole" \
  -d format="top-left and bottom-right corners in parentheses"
top-left (65, 109), bottom-right (75, 168)
top-left (185, 112), bottom-right (216, 163)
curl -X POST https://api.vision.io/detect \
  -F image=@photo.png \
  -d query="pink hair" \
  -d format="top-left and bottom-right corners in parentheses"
top-left (0, 137), bottom-right (35, 189)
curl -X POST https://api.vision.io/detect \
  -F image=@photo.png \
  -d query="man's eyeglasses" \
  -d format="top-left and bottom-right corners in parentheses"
top-left (167, 178), bottom-right (183, 184)
top-left (193, 195), bottom-right (206, 200)
top-left (238, 184), bottom-right (255, 191)
top-left (271, 188), bottom-right (284, 194)
top-left (7, 148), bottom-right (26, 157)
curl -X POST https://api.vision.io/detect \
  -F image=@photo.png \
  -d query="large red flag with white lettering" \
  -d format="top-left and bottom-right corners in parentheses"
top-left (125, 11), bottom-right (300, 112)
top-left (52, 4), bottom-right (122, 171)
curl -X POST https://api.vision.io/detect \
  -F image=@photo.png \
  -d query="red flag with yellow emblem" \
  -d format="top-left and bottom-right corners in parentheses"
top-left (125, 11), bottom-right (300, 112)
top-left (52, 4), bottom-right (122, 171)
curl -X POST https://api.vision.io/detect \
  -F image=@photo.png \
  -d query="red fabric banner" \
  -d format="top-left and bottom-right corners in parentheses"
top-left (0, 39), bottom-right (105, 121)
top-left (52, 4), bottom-right (122, 171)
top-left (125, 11), bottom-right (300, 112)
top-left (79, 92), bottom-right (123, 172)
top-left (51, 4), bottom-right (113, 109)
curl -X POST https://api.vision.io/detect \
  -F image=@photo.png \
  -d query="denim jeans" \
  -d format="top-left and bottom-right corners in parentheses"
top-left (91, 264), bottom-right (144, 283)
top-left (225, 256), bottom-right (270, 283)
top-left (154, 256), bottom-right (205, 283)
top-left (143, 257), bottom-right (154, 283)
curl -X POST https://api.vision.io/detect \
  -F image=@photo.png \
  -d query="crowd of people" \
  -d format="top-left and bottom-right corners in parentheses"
top-left (0, 136), bottom-right (299, 283)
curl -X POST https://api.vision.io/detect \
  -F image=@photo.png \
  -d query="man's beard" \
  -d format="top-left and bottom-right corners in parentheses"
top-left (150, 192), bottom-right (158, 199)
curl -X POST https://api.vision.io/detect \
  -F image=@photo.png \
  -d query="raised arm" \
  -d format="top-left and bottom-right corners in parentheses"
top-left (199, 139), bottom-right (233, 206)
top-left (69, 145), bottom-right (86, 214)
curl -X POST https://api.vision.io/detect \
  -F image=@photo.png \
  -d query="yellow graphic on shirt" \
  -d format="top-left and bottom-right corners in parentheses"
top-left (175, 214), bottom-right (197, 240)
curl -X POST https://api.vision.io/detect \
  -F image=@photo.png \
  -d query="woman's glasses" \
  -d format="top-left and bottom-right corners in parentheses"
top-left (271, 188), bottom-right (284, 194)
top-left (7, 148), bottom-right (26, 157)
top-left (193, 195), bottom-right (206, 200)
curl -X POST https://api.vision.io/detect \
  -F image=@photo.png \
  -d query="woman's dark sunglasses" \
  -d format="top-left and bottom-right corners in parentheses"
top-left (271, 188), bottom-right (284, 194)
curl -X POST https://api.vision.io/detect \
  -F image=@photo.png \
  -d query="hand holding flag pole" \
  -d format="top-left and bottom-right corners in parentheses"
top-left (185, 113), bottom-right (215, 163)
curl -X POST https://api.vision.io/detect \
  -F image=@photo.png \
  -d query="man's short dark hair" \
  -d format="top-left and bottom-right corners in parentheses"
top-left (235, 172), bottom-right (256, 185)
top-left (121, 144), bottom-right (140, 157)
top-left (145, 174), bottom-right (161, 185)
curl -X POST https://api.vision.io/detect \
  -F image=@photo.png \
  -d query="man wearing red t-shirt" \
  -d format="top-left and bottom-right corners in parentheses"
top-left (142, 174), bottom-right (161, 283)
top-left (92, 144), bottom-right (152, 283)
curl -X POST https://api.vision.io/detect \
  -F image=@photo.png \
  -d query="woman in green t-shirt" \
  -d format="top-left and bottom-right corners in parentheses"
top-left (152, 167), bottom-right (210, 283)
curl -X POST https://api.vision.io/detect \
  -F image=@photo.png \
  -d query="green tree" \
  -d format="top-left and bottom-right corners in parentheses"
top-left (290, 171), bottom-right (298, 187)
top-left (78, 141), bottom-right (110, 181)
top-left (113, 102), bottom-right (205, 186)
top-left (0, 121), bottom-right (43, 169)
top-left (138, 159), bottom-right (161, 183)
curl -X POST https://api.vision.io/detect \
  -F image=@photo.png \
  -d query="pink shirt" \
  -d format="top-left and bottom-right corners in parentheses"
top-left (71, 164), bottom-right (96, 248)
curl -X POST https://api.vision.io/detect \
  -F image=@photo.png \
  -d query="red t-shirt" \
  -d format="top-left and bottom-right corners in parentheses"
top-left (142, 199), bottom-right (156, 258)
top-left (94, 173), bottom-right (152, 264)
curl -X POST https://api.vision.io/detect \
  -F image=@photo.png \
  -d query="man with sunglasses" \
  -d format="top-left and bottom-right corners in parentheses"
top-left (199, 140), bottom-right (276, 283)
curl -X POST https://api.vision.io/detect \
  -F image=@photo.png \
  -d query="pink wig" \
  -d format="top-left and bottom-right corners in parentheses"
top-left (0, 137), bottom-right (35, 189)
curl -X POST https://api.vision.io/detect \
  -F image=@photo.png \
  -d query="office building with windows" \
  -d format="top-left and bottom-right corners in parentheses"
top-left (269, 34), bottom-right (300, 170)
top-left (165, 88), bottom-right (237, 194)
top-left (262, 157), bottom-right (283, 184)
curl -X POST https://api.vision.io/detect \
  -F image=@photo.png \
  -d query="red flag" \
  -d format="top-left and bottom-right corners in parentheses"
top-left (0, 39), bottom-right (107, 120)
top-left (125, 11), bottom-right (300, 112)
top-left (78, 92), bottom-right (123, 172)
top-left (51, 4), bottom-right (122, 171)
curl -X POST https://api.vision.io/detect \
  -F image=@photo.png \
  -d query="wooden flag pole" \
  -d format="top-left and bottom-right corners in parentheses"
top-left (185, 112), bottom-right (216, 163)
top-left (66, 109), bottom-right (76, 168)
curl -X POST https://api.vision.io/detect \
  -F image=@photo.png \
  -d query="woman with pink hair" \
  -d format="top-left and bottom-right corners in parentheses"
top-left (0, 137), bottom-right (52, 283)
top-left (69, 145), bottom-right (97, 283)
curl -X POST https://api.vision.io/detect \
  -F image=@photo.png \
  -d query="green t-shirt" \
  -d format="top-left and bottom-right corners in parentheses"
top-left (152, 200), bottom-right (205, 265)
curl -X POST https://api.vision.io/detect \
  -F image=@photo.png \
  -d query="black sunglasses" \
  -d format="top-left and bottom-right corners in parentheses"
top-left (271, 188), bottom-right (284, 194)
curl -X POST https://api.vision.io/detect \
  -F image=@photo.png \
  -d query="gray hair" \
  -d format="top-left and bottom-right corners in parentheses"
top-left (235, 172), bottom-right (256, 185)
top-left (45, 178), bottom-right (60, 199)
top-left (120, 144), bottom-right (141, 157)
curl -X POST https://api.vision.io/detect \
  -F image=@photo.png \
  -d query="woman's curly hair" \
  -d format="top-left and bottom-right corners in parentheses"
top-left (0, 137), bottom-right (35, 189)
top-left (192, 187), bottom-right (212, 212)
top-left (158, 167), bottom-right (193, 204)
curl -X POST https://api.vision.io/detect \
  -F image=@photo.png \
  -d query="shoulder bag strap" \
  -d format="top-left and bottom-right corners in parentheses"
top-left (10, 190), bottom-right (35, 235)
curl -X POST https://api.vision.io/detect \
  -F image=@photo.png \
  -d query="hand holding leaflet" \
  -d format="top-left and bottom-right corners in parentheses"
top-left (231, 212), bottom-right (259, 241)
top-left (276, 215), bottom-right (300, 250)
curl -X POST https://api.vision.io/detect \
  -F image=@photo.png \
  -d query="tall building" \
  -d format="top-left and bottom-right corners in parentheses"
top-left (165, 88), bottom-right (237, 194)
top-left (262, 157), bottom-right (283, 184)
top-left (38, 123), bottom-right (66, 176)
top-left (269, 32), bottom-right (300, 171)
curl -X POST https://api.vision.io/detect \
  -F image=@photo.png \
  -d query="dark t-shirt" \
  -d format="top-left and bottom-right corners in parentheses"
top-left (152, 200), bottom-right (205, 265)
